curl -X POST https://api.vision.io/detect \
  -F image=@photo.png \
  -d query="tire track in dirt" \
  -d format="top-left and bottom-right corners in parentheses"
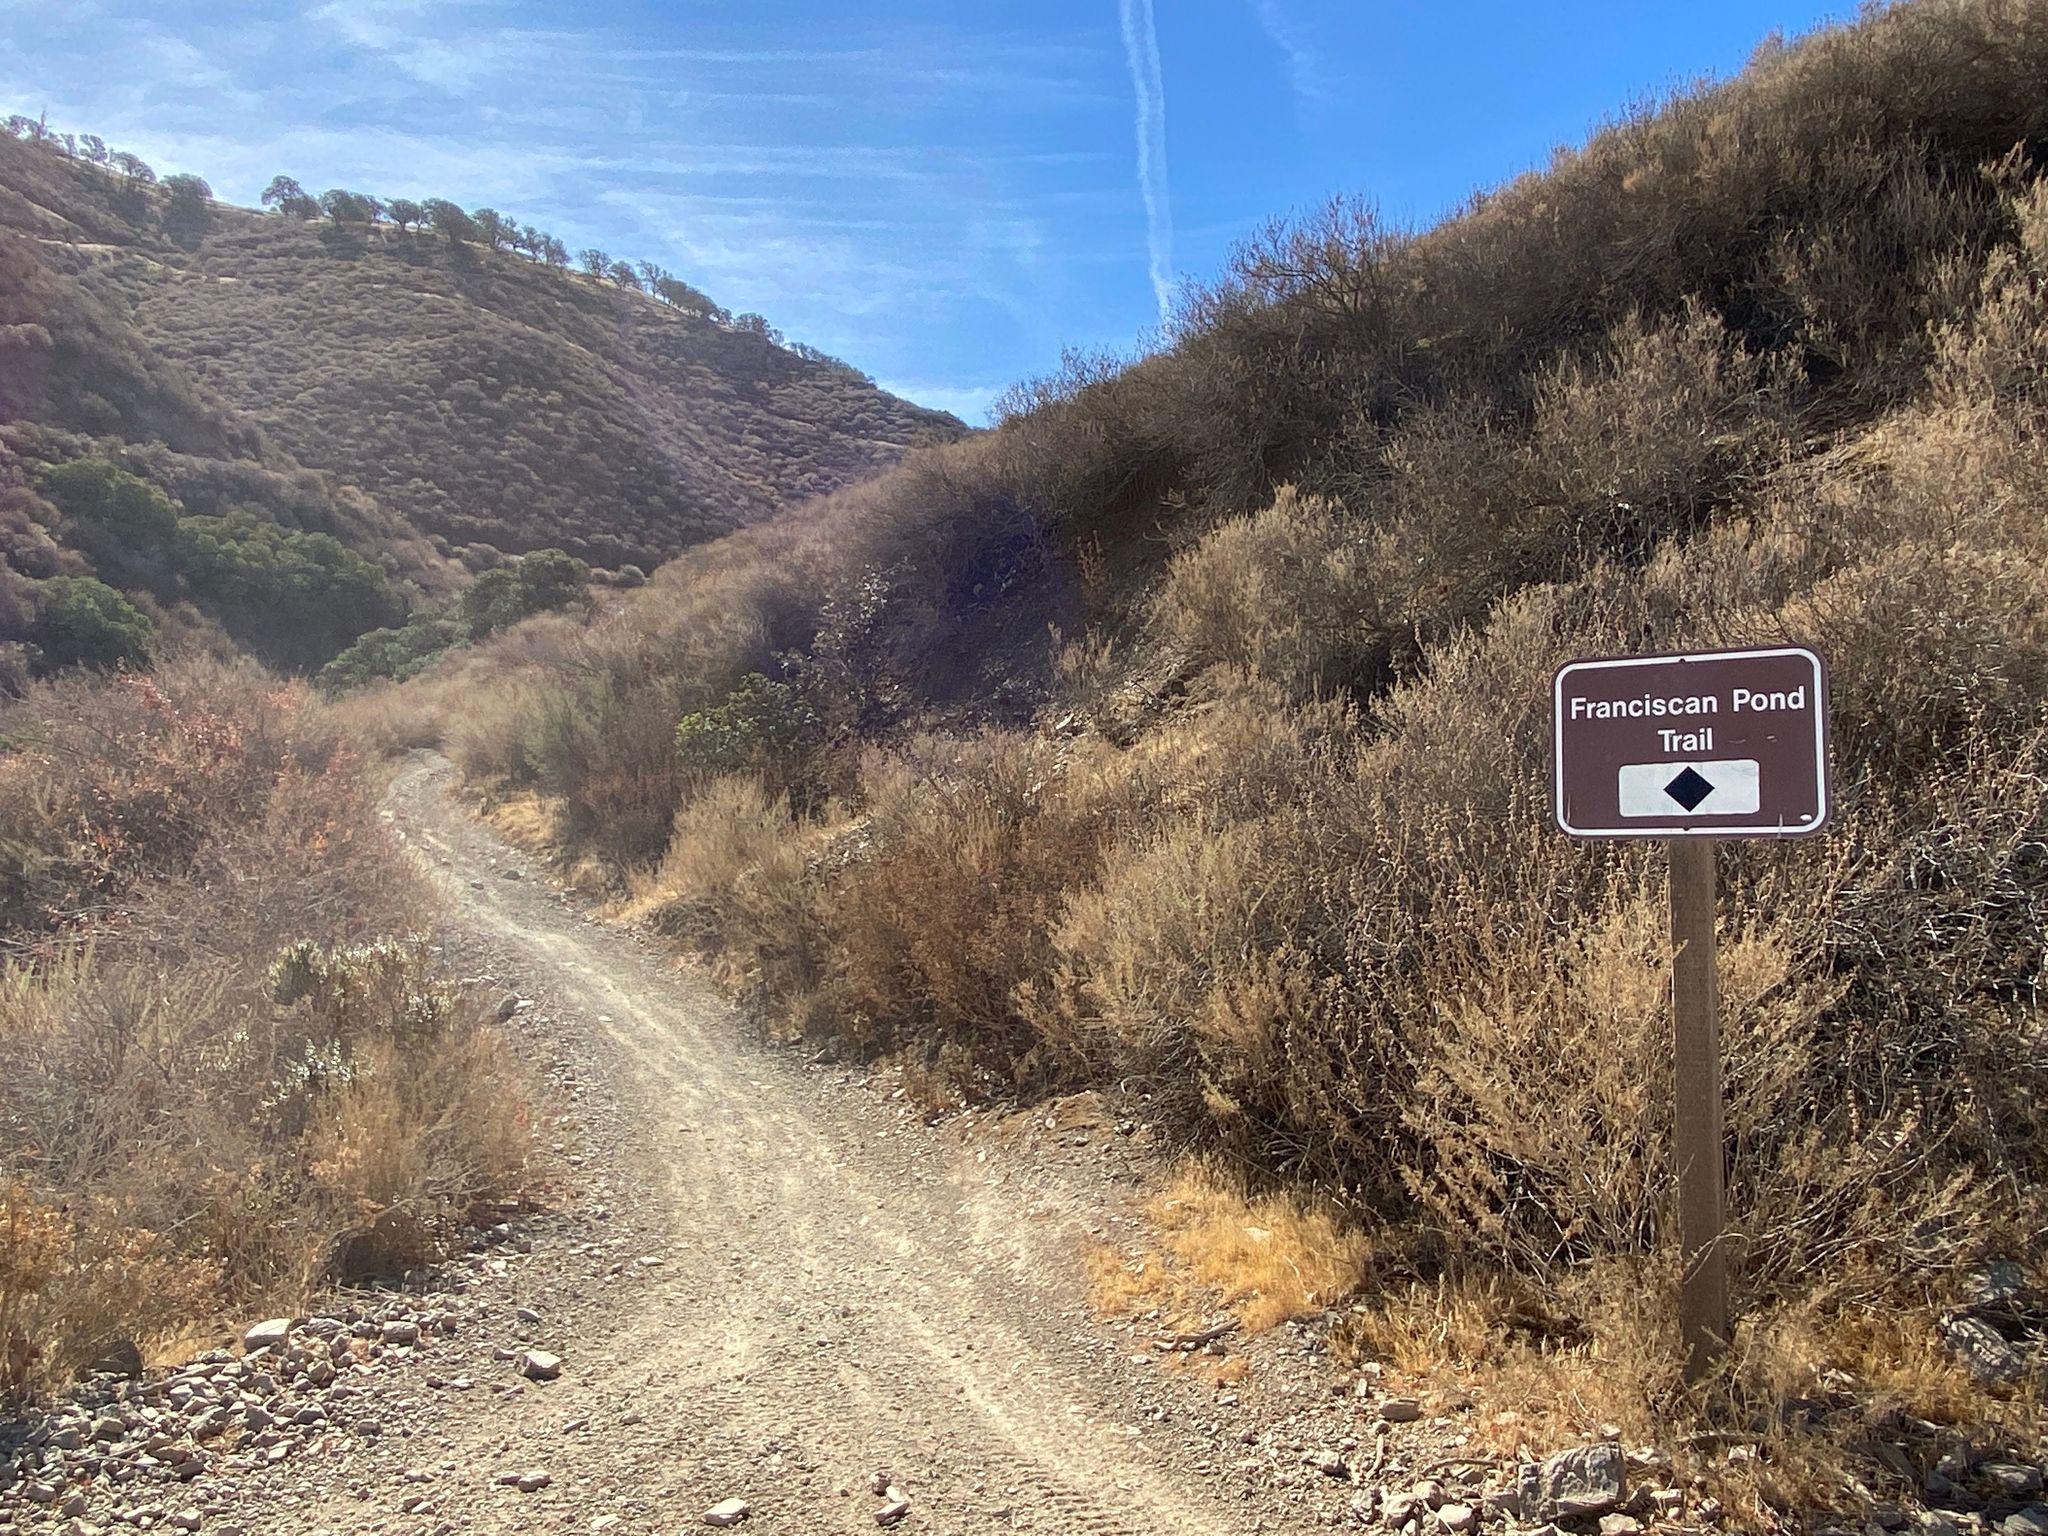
top-left (388, 755), bottom-right (1291, 1536)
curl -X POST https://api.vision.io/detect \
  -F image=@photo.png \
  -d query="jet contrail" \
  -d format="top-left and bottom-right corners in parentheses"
top-left (1118, 0), bottom-right (1173, 323)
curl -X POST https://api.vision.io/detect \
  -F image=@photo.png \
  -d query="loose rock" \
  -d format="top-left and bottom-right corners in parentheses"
top-left (1517, 1443), bottom-right (1627, 1521)
top-left (240, 1319), bottom-right (292, 1352)
top-left (1304, 1449), bottom-right (1348, 1479)
top-left (1940, 1314), bottom-right (2026, 1385)
top-left (704, 1498), bottom-right (751, 1527)
top-left (1985, 1464), bottom-right (2047, 1498)
top-left (518, 1349), bottom-right (563, 1381)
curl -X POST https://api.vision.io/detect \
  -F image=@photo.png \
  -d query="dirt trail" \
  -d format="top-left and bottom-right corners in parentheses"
top-left (368, 755), bottom-right (1299, 1536)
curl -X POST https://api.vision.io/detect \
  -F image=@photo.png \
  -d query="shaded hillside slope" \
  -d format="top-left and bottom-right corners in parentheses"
top-left (0, 135), bottom-right (456, 598)
top-left (439, 2), bottom-right (2048, 1508)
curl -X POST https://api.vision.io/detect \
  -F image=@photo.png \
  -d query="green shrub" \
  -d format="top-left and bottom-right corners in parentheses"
top-left (460, 549), bottom-right (591, 640)
top-left (672, 672), bottom-right (824, 808)
top-left (37, 458), bottom-right (179, 548)
top-left (173, 508), bottom-right (405, 670)
top-left (35, 458), bottom-right (179, 592)
top-left (25, 575), bottom-right (153, 675)
top-left (317, 617), bottom-right (461, 693)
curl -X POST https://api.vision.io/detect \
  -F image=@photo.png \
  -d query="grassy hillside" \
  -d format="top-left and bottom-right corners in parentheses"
top-left (439, 0), bottom-right (2048, 1512)
top-left (0, 128), bottom-right (963, 676)
top-left (113, 214), bottom-right (963, 568)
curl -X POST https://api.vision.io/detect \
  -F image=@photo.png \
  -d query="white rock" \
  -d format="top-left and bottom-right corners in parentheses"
top-left (1304, 1449), bottom-right (1348, 1479)
top-left (703, 1498), bottom-right (751, 1527)
top-left (1517, 1443), bottom-right (1626, 1520)
top-left (241, 1320), bottom-right (293, 1352)
top-left (1985, 1464), bottom-right (2046, 1498)
top-left (518, 1350), bottom-right (562, 1381)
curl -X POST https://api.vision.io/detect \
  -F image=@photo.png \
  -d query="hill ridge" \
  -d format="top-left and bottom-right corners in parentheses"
top-left (0, 124), bottom-right (966, 671)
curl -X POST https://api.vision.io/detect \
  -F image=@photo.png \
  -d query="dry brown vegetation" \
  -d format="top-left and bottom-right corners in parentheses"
top-left (0, 660), bottom-right (534, 1398)
top-left (110, 211), bottom-right (962, 568)
top-left (0, 131), bottom-right (963, 578)
top-left (1087, 1167), bottom-right (1375, 1337)
top-left (417, 1), bottom-right (2048, 1519)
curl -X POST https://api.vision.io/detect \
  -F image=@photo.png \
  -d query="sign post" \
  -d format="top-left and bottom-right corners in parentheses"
top-left (1552, 646), bottom-right (1830, 1378)
top-left (1667, 836), bottom-right (1726, 1374)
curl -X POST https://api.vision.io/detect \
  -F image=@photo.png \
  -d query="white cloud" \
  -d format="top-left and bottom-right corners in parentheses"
top-left (1116, 0), bottom-right (1172, 323)
top-left (1249, 0), bottom-right (1329, 109)
top-left (875, 379), bottom-right (1005, 426)
top-left (306, 0), bottom-right (529, 93)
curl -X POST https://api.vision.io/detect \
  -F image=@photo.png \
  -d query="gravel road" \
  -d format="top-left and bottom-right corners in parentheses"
top-left (370, 753), bottom-right (1289, 1536)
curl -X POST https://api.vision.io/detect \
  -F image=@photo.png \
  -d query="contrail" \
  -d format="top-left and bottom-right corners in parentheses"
top-left (1118, 0), bottom-right (1173, 323)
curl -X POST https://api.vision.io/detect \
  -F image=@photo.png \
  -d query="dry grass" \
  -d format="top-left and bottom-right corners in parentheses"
top-left (1336, 1261), bottom-right (2048, 1523)
top-left (324, 676), bottom-right (451, 755)
top-left (1148, 1169), bottom-right (1374, 1332)
top-left (1088, 1165), bottom-right (1372, 1337)
top-left (480, 790), bottom-right (562, 857)
top-left (0, 660), bottom-right (536, 1398)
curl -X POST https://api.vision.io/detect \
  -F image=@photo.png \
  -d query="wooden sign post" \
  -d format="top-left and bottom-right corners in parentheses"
top-left (1667, 836), bottom-right (1727, 1374)
top-left (1553, 646), bottom-right (1830, 1377)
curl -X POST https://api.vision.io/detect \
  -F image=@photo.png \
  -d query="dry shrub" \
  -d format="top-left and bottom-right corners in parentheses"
top-left (1036, 406), bottom-right (2048, 1381)
top-left (306, 1019), bottom-right (533, 1278)
top-left (0, 661), bottom-right (535, 1395)
top-left (1372, 304), bottom-right (1794, 638)
top-left (0, 1181), bottom-right (217, 1397)
top-left (827, 731), bottom-right (1130, 1082)
top-left (623, 775), bottom-right (830, 1022)
top-left (326, 676), bottom-right (450, 755)
top-left (1152, 485), bottom-right (1397, 695)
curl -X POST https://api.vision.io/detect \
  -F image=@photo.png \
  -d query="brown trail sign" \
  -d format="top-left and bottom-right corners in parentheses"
top-left (1551, 646), bottom-right (1830, 1377)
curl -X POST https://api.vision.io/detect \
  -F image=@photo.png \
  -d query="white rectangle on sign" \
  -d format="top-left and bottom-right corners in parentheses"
top-left (1617, 759), bottom-right (1761, 818)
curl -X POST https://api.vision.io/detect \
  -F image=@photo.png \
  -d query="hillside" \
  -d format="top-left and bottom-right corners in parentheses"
top-left (106, 214), bottom-right (962, 568)
top-left (0, 127), bottom-right (963, 673)
top-left (436, 0), bottom-right (2048, 1515)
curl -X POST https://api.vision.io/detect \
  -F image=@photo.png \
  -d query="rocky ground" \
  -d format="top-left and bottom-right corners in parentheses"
top-left (3, 756), bottom-right (2044, 1536)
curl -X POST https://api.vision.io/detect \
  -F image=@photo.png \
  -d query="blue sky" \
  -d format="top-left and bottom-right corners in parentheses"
top-left (10, 0), bottom-right (1849, 423)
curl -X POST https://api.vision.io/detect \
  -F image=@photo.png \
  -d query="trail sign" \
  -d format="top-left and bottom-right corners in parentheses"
top-left (1550, 643), bottom-right (1831, 1379)
top-left (1553, 646), bottom-right (1830, 839)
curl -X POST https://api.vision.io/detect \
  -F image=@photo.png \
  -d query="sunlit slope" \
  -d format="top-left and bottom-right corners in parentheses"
top-left (0, 132), bottom-right (965, 575)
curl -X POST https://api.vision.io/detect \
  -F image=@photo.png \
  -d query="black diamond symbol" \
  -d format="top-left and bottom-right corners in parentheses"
top-left (1664, 767), bottom-right (1715, 812)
